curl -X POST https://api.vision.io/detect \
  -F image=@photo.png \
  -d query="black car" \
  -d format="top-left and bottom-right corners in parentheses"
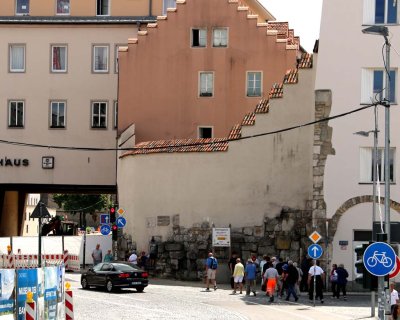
top-left (81, 262), bottom-right (149, 292)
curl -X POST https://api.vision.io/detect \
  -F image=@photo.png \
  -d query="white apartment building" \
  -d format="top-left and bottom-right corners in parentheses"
top-left (316, 0), bottom-right (400, 283)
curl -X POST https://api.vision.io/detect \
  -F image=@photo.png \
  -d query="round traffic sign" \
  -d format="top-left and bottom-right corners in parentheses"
top-left (363, 242), bottom-right (396, 276)
top-left (100, 224), bottom-right (111, 236)
top-left (307, 244), bottom-right (323, 259)
top-left (389, 256), bottom-right (400, 279)
top-left (116, 216), bottom-right (127, 228)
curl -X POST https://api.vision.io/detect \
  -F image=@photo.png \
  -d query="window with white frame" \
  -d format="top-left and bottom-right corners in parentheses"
top-left (16, 0), bottom-right (29, 15)
top-left (247, 71), bottom-right (262, 97)
top-left (56, 0), bottom-right (70, 14)
top-left (363, 0), bottom-right (397, 24)
top-left (50, 101), bottom-right (66, 128)
top-left (199, 72), bottom-right (214, 97)
top-left (51, 45), bottom-right (67, 72)
top-left (162, 0), bottom-right (176, 15)
top-left (9, 44), bottom-right (25, 72)
top-left (360, 147), bottom-right (395, 183)
top-left (91, 102), bottom-right (107, 128)
top-left (8, 101), bottom-right (24, 128)
top-left (361, 68), bottom-right (396, 104)
top-left (113, 101), bottom-right (118, 129)
top-left (213, 28), bottom-right (228, 47)
top-left (198, 127), bottom-right (213, 138)
top-left (93, 45), bottom-right (109, 72)
top-left (97, 0), bottom-right (110, 15)
top-left (192, 28), bottom-right (207, 47)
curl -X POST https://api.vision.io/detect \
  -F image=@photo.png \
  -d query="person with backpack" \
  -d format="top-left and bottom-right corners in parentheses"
top-left (205, 252), bottom-right (218, 291)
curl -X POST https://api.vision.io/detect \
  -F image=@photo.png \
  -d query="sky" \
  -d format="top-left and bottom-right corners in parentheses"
top-left (259, 0), bottom-right (323, 52)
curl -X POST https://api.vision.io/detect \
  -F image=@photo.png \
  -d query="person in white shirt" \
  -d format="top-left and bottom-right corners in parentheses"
top-left (128, 251), bottom-right (138, 264)
top-left (390, 282), bottom-right (399, 320)
top-left (308, 260), bottom-right (325, 303)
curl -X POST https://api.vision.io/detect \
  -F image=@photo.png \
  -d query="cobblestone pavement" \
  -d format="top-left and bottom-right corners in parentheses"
top-left (66, 274), bottom-right (378, 320)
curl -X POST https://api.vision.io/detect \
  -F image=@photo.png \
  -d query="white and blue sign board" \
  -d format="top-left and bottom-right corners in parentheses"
top-left (100, 213), bottom-right (110, 225)
top-left (363, 242), bottom-right (396, 276)
top-left (116, 216), bottom-right (127, 228)
top-left (308, 244), bottom-right (323, 259)
top-left (100, 224), bottom-right (111, 236)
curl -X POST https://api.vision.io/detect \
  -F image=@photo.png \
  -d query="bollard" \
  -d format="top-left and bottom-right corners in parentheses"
top-left (25, 291), bottom-right (36, 320)
top-left (65, 282), bottom-right (74, 320)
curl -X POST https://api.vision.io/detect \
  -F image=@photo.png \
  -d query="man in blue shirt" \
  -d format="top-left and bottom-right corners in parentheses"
top-left (245, 259), bottom-right (257, 296)
top-left (205, 252), bottom-right (218, 291)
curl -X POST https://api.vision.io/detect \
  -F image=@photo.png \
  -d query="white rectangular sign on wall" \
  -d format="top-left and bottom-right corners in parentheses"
top-left (212, 228), bottom-right (230, 247)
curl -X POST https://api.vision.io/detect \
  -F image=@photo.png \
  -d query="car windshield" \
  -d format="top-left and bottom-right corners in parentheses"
top-left (93, 263), bottom-right (103, 271)
top-left (113, 263), bottom-right (140, 272)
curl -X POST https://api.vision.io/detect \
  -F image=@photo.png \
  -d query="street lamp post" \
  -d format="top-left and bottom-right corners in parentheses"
top-left (362, 25), bottom-right (391, 320)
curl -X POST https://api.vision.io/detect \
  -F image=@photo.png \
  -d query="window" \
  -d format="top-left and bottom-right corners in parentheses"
top-left (9, 44), bottom-right (25, 72)
top-left (363, 0), bottom-right (397, 24)
top-left (192, 28), bottom-right (207, 47)
top-left (360, 147), bottom-right (395, 183)
top-left (56, 0), bottom-right (70, 14)
top-left (50, 101), bottom-right (66, 128)
top-left (162, 0), bottom-right (176, 15)
top-left (8, 101), bottom-right (24, 128)
top-left (113, 101), bottom-right (118, 129)
top-left (361, 68), bottom-right (396, 104)
top-left (16, 0), bottom-right (29, 15)
top-left (93, 45), bottom-right (109, 72)
top-left (199, 72), bottom-right (214, 97)
top-left (213, 28), bottom-right (228, 47)
top-left (247, 72), bottom-right (262, 97)
top-left (97, 0), bottom-right (110, 16)
top-left (198, 127), bottom-right (213, 138)
top-left (51, 45), bottom-right (67, 72)
top-left (91, 102), bottom-right (107, 128)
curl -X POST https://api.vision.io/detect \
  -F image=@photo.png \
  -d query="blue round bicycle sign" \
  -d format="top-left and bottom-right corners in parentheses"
top-left (363, 242), bottom-right (396, 276)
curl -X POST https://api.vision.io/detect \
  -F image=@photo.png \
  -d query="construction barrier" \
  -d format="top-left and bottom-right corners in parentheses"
top-left (65, 283), bottom-right (74, 320)
top-left (25, 291), bottom-right (36, 320)
top-left (0, 252), bottom-right (80, 271)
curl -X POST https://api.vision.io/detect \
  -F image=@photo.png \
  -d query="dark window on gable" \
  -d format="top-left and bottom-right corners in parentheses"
top-left (354, 230), bottom-right (372, 241)
top-left (192, 29), bottom-right (206, 47)
top-left (199, 127), bottom-right (212, 139)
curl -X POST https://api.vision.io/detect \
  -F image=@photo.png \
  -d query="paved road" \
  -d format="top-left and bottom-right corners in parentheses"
top-left (66, 273), bottom-right (377, 320)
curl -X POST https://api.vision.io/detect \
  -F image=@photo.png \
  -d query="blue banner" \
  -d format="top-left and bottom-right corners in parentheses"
top-left (44, 267), bottom-right (58, 320)
top-left (0, 269), bottom-right (15, 317)
top-left (16, 269), bottom-right (38, 320)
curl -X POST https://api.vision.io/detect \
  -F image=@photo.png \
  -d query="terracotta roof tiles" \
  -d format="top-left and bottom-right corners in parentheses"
top-left (269, 83), bottom-right (284, 98)
top-left (297, 53), bottom-right (313, 69)
top-left (241, 112), bottom-right (256, 126)
top-left (283, 69), bottom-right (298, 84)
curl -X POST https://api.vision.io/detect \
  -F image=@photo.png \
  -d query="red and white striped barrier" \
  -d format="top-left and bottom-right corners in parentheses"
top-left (0, 254), bottom-right (14, 268)
top-left (65, 288), bottom-right (74, 320)
top-left (25, 291), bottom-right (36, 320)
top-left (0, 253), bottom-right (80, 270)
top-left (66, 254), bottom-right (80, 272)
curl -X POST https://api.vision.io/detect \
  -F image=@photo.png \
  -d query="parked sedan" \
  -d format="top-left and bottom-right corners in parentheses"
top-left (81, 262), bottom-right (149, 292)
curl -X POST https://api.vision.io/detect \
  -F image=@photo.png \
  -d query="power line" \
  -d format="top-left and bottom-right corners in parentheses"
top-left (0, 102), bottom-right (378, 152)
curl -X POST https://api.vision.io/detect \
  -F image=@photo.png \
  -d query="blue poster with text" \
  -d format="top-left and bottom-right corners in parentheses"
top-left (17, 269), bottom-right (38, 320)
top-left (0, 269), bottom-right (15, 319)
top-left (44, 267), bottom-right (58, 320)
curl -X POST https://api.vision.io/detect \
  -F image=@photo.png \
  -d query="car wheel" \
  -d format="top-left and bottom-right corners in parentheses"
top-left (81, 277), bottom-right (89, 290)
top-left (106, 280), bottom-right (114, 292)
top-left (136, 286), bottom-right (144, 293)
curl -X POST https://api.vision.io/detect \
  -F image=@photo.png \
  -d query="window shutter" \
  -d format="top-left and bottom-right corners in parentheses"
top-left (361, 68), bottom-right (373, 104)
top-left (363, 0), bottom-right (375, 24)
top-left (360, 147), bottom-right (372, 182)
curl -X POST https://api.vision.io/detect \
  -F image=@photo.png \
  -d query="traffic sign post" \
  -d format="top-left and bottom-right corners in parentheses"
top-left (363, 242), bottom-right (396, 277)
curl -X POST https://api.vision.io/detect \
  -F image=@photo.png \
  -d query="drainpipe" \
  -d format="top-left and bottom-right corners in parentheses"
top-left (149, 0), bottom-right (152, 17)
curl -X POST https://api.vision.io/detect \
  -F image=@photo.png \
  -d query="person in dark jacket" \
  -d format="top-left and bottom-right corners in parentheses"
top-left (285, 260), bottom-right (299, 301)
top-left (334, 264), bottom-right (349, 300)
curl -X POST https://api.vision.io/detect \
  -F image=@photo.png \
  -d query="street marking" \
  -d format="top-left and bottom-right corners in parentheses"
top-left (73, 293), bottom-right (180, 317)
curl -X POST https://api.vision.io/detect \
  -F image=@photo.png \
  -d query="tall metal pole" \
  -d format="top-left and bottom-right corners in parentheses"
top-left (372, 107), bottom-right (378, 238)
top-left (384, 37), bottom-right (391, 243)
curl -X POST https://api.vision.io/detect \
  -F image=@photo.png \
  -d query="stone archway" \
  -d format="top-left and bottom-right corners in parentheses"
top-left (328, 195), bottom-right (400, 241)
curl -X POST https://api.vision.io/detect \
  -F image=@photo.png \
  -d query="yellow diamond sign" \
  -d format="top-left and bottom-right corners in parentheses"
top-left (309, 231), bottom-right (322, 244)
top-left (117, 208), bottom-right (125, 215)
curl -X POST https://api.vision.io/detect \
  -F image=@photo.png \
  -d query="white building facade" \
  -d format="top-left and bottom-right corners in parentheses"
top-left (316, 0), bottom-right (400, 284)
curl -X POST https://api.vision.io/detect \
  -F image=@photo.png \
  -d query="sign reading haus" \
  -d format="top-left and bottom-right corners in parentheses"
top-left (0, 157), bottom-right (29, 167)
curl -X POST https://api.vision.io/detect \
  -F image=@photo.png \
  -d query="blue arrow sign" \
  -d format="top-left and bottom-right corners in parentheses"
top-left (308, 244), bottom-right (323, 259)
top-left (100, 214), bottom-right (110, 225)
top-left (100, 224), bottom-right (111, 236)
top-left (363, 242), bottom-right (396, 276)
top-left (116, 216), bottom-right (127, 228)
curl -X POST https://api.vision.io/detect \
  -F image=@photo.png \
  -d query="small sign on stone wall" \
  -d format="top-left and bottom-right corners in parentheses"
top-left (173, 214), bottom-right (180, 226)
top-left (157, 216), bottom-right (170, 226)
top-left (212, 228), bottom-right (231, 247)
top-left (276, 235), bottom-right (291, 250)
